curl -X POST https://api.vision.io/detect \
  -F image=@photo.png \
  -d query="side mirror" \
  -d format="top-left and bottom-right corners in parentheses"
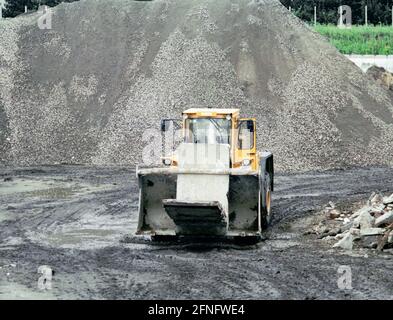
top-left (161, 119), bottom-right (170, 132)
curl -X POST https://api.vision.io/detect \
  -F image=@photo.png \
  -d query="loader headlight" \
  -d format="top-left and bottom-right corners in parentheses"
top-left (242, 159), bottom-right (251, 167)
top-left (163, 159), bottom-right (172, 166)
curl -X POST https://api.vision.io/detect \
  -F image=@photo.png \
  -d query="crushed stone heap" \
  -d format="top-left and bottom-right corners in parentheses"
top-left (1, 0), bottom-right (393, 171)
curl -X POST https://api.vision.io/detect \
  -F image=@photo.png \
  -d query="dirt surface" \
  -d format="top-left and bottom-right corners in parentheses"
top-left (0, 165), bottom-right (392, 300)
top-left (1, 0), bottom-right (393, 172)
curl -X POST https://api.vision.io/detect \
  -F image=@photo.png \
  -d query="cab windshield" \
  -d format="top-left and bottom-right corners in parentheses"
top-left (185, 118), bottom-right (231, 145)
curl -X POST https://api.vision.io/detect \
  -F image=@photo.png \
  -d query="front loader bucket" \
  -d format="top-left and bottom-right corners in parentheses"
top-left (136, 168), bottom-right (261, 237)
top-left (136, 142), bottom-right (262, 238)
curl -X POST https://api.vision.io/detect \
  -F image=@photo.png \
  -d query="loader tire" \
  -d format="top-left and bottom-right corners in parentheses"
top-left (234, 236), bottom-right (261, 245)
top-left (261, 173), bottom-right (272, 230)
top-left (151, 235), bottom-right (179, 243)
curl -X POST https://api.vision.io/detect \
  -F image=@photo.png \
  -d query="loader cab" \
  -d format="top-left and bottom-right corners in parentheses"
top-left (141, 108), bottom-right (273, 238)
top-left (181, 108), bottom-right (258, 171)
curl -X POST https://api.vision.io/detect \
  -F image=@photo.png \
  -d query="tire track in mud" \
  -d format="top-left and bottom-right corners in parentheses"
top-left (0, 165), bottom-right (393, 299)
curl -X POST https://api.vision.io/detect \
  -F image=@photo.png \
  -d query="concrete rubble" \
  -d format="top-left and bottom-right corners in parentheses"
top-left (312, 192), bottom-right (393, 252)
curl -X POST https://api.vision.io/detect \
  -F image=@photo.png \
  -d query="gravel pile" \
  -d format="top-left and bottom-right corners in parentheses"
top-left (313, 193), bottom-right (393, 252)
top-left (1, 0), bottom-right (393, 171)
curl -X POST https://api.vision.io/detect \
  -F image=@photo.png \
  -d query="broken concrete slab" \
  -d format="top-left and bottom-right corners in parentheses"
top-left (383, 194), bottom-right (393, 205)
top-left (333, 232), bottom-right (353, 250)
top-left (351, 206), bottom-right (371, 219)
top-left (369, 193), bottom-right (384, 206)
top-left (360, 228), bottom-right (386, 237)
top-left (358, 211), bottom-right (375, 230)
top-left (375, 211), bottom-right (393, 227)
top-left (350, 228), bottom-right (361, 238)
top-left (370, 204), bottom-right (385, 215)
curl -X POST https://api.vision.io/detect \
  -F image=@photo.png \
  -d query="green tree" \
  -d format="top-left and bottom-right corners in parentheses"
top-left (280, 0), bottom-right (393, 25)
top-left (4, 0), bottom-right (32, 17)
top-left (4, 0), bottom-right (78, 18)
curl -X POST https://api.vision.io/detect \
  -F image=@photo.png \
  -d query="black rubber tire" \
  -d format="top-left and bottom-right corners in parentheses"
top-left (233, 236), bottom-right (261, 246)
top-left (261, 173), bottom-right (273, 230)
top-left (151, 235), bottom-right (179, 242)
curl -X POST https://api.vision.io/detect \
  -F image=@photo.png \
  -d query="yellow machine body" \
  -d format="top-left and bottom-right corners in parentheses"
top-left (136, 108), bottom-right (274, 239)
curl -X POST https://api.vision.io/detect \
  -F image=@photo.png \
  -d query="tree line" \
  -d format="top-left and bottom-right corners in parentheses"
top-left (280, 0), bottom-right (393, 25)
top-left (2, 0), bottom-right (78, 18)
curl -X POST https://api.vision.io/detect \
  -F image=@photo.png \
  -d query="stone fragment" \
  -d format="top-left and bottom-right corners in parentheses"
top-left (370, 204), bottom-right (385, 215)
top-left (370, 193), bottom-right (384, 206)
top-left (360, 228), bottom-right (385, 237)
top-left (333, 232), bottom-right (353, 250)
top-left (327, 209), bottom-right (341, 219)
top-left (375, 211), bottom-right (393, 227)
top-left (358, 211), bottom-right (375, 229)
top-left (351, 206), bottom-right (371, 220)
top-left (383, 194), bottom-right (393, 205)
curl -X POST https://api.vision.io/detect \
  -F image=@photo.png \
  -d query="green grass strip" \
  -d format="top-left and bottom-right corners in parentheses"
top-left (314, 25), bottom-right (393, 55)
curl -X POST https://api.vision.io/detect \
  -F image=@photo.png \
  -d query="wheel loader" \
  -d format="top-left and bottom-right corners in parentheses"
top-left (136, 108), bottom-right (274, 240)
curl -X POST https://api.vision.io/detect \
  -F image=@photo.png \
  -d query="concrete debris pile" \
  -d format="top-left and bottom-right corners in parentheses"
top-left (313, 193), bottom-right (393, 252)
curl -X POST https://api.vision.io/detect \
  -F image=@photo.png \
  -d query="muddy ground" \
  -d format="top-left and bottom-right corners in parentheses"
top-left (0, 165), bottom-right (392, 300)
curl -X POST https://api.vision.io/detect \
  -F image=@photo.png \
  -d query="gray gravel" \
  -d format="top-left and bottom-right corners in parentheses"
top-left (1, 0), bottom-right (393, 172)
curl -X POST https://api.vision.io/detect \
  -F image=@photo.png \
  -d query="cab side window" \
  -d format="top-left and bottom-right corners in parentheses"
top-left (238, 120), bottom-right (254, 150)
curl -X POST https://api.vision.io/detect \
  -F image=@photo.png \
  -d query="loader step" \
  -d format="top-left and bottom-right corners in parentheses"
top-left (163, 200), bottom-right (228, 236)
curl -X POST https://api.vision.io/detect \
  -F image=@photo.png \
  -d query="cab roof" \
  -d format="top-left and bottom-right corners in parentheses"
top-left (183, 108), bottom-right (240, 116)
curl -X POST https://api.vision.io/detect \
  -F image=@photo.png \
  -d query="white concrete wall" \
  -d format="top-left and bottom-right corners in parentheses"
top-left (176, 143), bottom-right (230, 213)
top-left (345, 55), bottom-right (393, 73)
